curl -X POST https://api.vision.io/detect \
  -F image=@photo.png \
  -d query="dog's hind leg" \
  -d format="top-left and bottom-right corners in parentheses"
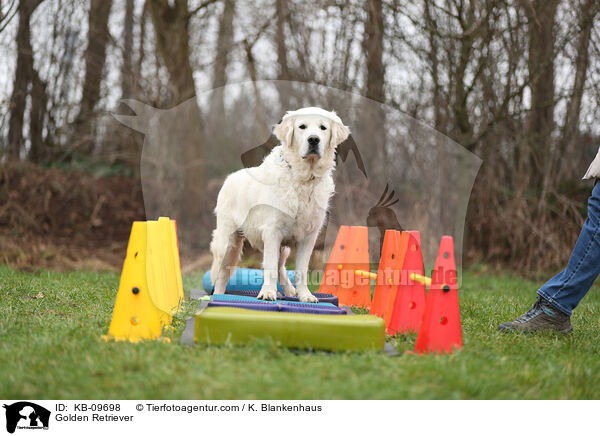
top-left (278, 246), bottom-right (297, 297)
top-left (210, 227), bottom-right (244, 294)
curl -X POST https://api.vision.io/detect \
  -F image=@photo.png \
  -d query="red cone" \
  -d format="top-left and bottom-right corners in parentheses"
top-left (414, 236), bottom-right (462, 353)
top-left (387, 231), bottom-right (427, 334)
top-left (370, 231), bottom-right (407, 319)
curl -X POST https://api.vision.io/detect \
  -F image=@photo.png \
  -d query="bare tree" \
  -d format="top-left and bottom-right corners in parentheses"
top-left (275, 0), bottom-right (290, 107)
top-left (7, 0), bottom-right (44, 161)
top-left (72, 0), bottom-right (113, 155)
top-left (147, 0), bottom-right (196, 104)
top-left (121, 0), bottom-right (135, 99)
top-left (364, 0), bottom-right (385, 103)
top-left (521, 0), bottom-right (560, 192)
top-left (556, 0), bottom-right (599, 179)
top-left (211, 0), bottom-right (235, 114)
top-left (146, 0), bottom-right (213, 234)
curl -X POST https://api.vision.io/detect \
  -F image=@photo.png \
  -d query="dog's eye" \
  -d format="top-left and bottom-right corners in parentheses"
top-left (320, 125), bottom-right (327, 130)
top-left (298, 124), bottom-right (306, 129)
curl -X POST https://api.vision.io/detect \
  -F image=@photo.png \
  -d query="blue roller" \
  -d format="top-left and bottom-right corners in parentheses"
top-left (202, 268), bottom-right (295, 293)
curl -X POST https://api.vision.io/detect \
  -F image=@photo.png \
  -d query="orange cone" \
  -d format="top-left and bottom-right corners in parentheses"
top-left (319, 225), bottom-right (371, 308)
top-left (370, 230), bottom-right (407, 319)
top-left (414, 236), bottom-right (462, 353)
top-left (340, 226), bottom-right (371, 308)
top-left (387, 231), bottom-right (427, 334)
top-left (319, 225), bottom-right (352, 297)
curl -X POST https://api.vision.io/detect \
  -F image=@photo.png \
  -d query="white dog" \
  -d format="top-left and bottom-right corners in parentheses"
top-left (210, 107), bottom-right (350, 302)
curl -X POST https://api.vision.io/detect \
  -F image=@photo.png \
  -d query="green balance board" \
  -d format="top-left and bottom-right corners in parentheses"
top-left (194, 307), bottom-right (385, 352)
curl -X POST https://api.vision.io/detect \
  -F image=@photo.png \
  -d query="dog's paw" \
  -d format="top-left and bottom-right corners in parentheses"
top-left (298, 292), bottom-right (318, 303)
top-left (257, 287), bottom-right (278, 301)
top-left (282, 283), bottom-right (297, 298)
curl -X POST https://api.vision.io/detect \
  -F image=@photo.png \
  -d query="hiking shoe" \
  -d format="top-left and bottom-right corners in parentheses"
top-left (498, 296), bottom-right (573, 333)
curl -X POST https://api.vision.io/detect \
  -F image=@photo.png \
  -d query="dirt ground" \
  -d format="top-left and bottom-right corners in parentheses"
top-left (0, 163), bottom-right (147, 272)
top-left (0, 163), bottom-right (261, 274)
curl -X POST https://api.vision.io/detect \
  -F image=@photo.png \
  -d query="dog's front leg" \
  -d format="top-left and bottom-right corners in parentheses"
top-left (295, 231), bottom-right (319, 303)
top-left (257, 233), bottom-right (281, 301)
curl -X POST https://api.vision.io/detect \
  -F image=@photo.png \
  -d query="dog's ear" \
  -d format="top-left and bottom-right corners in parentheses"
top-left (273, 117), bottom-right (294, 147)
top-left (330, 121), bottom-right (350, 149)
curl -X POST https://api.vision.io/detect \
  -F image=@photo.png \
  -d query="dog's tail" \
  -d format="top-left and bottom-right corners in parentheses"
top-left (279, 246), bottom-right (291, 266)
top-left (210, 228), bottom-right (243, 291)
top-left (210, 229), bottom-right (226, 285)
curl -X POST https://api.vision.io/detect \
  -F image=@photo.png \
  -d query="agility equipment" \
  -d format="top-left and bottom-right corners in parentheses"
top-left (414, 236), bottom-right (462, 353)
top-left (387, 231), bottom-right (427, 334)
top-left (209, 298), bottom-right (280, 312)
top-left (225, 288), bottom-right (339, 306)
top-left (201, 268), bottom-right (339, 305)
top-left (318, 225), bottom-right (372, 308)
top-left (202, 268), bottom-right (295, 293)
top-left (104, 217), bottom-right (183, 342)
top-left (194, 225), bottom-right (462, 353)
top-left (354, 231), bottom-right (461, 353)
top-left (369, 230), bottom-right (408, 320)
top-left (318, 225), bottom-right (351, 296)
top-left (194, 307), bottom-right (385, 351)
top-left (409, 273), bottom-right (431, 286)
top-left (208, 294), bottom-right (347, 315)
top-left (211, 294), bottom-right (337, 307)
top-left (278, 301), bottom-right (346, 315)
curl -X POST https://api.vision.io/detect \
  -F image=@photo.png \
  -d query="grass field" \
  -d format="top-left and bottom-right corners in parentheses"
top-left (1, 264), bottom-right (600, 399)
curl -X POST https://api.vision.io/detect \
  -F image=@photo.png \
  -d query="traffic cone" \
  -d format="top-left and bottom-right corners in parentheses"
top-left (414, 236), bottom-right (462, 353)
top-left (319, 225), bottom-right (352, 297)
top-left (105, 218), bottom-right (183, 342)
top-left (387, 231), bottom-right (427, 334)
top-left (155, 217), bottom-right (183, 314)
top-left (319, 226), bottom-right (371, 308)
top-left (370, 230), bottom-right (407, 319)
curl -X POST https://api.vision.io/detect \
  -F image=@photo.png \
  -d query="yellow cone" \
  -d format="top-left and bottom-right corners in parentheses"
top-left (105, 218), bottom-right (183, 342)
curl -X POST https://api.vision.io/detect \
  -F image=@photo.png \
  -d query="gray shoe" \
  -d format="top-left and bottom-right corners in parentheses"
top-left (498, 297), bottom-right (573, 333)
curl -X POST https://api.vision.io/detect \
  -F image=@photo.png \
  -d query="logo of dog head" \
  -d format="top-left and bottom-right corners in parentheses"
top-left (366, 184), bottom-right (403, 254)
top-left (3, 402), bottom-right (50, 434)
top-left (112, 81), bottom-right (482, 282)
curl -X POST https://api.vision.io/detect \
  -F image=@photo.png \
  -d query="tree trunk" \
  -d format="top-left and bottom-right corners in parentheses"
top-left (210, 0), bottom-right (235, 114)
top-left (363, 0), bottom-right (386, 176)
top-left (121, 0), bottom-right (135, 99)
top-left (147, 0), bottom-right (206, 240)
top-left (424, 0), bottom-right (445, 132)
top-left (276, 0), bottom-right (290, 108)
top-left (556, 0), bottom-right (598, 179)
top-left (7, 0), bottom-right (42, 161)
top-left (147, 0), bottom-right (196, 103)
top-left (522, 0), bottom-right (559, 191)
top-left (28, 66), bottom-right (48, 162)
top-left (73, 0), bottom-right (113, 155)
top-left (364, 0), bottom-right (385, 103)
top-left (452, 2), bottom-right (479, 148)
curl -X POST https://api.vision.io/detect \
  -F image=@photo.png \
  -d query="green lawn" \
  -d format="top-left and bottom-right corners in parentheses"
top-left (1, 264), bottom-right (600, 399)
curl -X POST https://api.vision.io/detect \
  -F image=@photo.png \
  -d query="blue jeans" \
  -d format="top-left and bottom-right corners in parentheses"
top-left (538, 181), bottom-right (600, 315)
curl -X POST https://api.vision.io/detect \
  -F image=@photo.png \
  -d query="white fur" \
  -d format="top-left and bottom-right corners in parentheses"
top-left (210, 108), bottom-right (350, 302)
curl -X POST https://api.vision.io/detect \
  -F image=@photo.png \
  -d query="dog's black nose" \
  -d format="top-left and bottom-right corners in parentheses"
top-left (307, 135), bottom-right (320, 146)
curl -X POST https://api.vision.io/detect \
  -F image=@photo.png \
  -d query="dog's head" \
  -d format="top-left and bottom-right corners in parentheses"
top-left (273, 107), bottom-right (350, 173)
